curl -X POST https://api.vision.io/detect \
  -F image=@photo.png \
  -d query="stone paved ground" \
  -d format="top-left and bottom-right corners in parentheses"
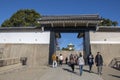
top-left (101, 66), bottom-right (120, 80)
top-left (0, 64), bottom-right (119, 80)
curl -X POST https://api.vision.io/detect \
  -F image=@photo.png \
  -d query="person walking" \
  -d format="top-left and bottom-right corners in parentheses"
top-left (56, 55), bottom-right (59, 65)
top-left (95, 52), bottom-right (103, 75)
top-left (87, 52), bottom-right (94, 73)
top-left (65, 57), bottom-right (68, 64)
top-left (78, 53), bottom-right (85, 76)
top-left (52, 53), bottom-right (57, 68)
top-left (70, 54), bottom-right (75, 72)
top-left (59, 54), bottom-right (63, 66)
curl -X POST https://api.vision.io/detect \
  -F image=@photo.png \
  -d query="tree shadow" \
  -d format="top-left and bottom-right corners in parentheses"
top-left (109, 74), bottom-right (120, 78)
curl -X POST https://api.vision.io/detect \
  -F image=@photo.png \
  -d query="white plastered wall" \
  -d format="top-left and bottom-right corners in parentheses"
top-left (0, 31), bottom-right (50, 44)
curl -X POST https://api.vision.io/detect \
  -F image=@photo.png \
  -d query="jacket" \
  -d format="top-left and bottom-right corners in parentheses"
top-left (78, 57), bottom-right (85, 65)
top-left (95, 54), bottom-right (103, 66)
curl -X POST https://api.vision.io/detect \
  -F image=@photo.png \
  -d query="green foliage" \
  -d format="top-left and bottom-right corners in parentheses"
top-left (99, 18), bottom-right (118, 26)
top-left (1, 9), bottom-right (41, 27)
top-left (61, 47), bottom-right (74, 51)
top-left (1, 19), bottom-right (12, 27)
top-left (62, 47), bottom-right (69, 51)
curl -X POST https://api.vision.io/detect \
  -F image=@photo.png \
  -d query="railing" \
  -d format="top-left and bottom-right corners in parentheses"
top-left (109, 57), bottom-right (120, 70)
top-left (0, 57), bottom-right (20, 67)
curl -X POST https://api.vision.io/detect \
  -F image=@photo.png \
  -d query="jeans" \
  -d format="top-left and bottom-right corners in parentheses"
top-left (79, 65), bottom-right (83, 75)
top-left (59, 60), bottom-right (63, 65)
top-left (71, 64), bottom-right (75, 72)
top-left (97, 66), bottom-right (102, 75)
top-left (89, 65), bottom-right (93, 72)
top-left (52, 61), bottom-right (57, 68)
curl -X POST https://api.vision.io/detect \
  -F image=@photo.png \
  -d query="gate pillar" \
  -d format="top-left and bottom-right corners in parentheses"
top-left (84, 30), bottom-right (91, 64)
top-left (49, 31), bottom-right (57, 64)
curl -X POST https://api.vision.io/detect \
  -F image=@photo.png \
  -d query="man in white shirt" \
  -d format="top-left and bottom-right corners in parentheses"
top-left (59, 54), bottom-right (63, 66)
top-left (78, 53), bottom-right (85, 76)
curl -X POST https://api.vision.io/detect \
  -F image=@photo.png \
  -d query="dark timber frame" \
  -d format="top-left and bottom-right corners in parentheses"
top-left (37, 14), bottom-right (102, 64)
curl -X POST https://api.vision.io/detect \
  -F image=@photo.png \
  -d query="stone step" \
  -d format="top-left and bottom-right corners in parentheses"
top-left (0, 63), bottom-right (22, 74)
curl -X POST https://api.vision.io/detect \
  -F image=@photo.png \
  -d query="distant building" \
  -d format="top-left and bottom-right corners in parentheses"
top-left (67, 43), bottom-right (75, 51)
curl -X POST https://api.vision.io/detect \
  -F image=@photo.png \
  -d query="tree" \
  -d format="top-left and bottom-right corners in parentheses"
top-left (61, 47), bottom-right (74, 51)
top-left (99, 18), bottom-right (118, 26)
top-left (1, 9), bottom-right (41, 27)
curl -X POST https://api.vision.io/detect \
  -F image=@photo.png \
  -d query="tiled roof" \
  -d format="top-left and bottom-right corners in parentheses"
top-left (37, 14), bottom-right (102, 28)
top-left (97, 26), bottom-right (120, 32)
top-left (38, 14), bottom-right (101, 21)
top-left (0, 27), bottom-right (42, 32)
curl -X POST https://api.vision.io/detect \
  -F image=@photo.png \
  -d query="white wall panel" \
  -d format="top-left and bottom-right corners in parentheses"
top-left (0, 32), bottom-right (50, 44)
top-left (90, 31), bottom-right (120, 44)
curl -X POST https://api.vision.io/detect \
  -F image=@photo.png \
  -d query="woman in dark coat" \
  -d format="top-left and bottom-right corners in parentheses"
top-left (70, 54), bottom-right (75, 72)
top-left (87, 52), bottom-right (94, 72)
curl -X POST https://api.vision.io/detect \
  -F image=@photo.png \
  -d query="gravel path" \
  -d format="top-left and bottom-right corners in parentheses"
top-left (0, 64), bottom-right (119, 80)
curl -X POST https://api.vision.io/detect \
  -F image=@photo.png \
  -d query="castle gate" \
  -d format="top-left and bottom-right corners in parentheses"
top-left (37, 15), bottom-right (102, 64)
top-left (1, 15), bottom-right (118, 67)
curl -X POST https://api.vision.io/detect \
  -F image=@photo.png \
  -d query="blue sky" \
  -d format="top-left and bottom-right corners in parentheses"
top-left (0, 0), bottom-right (120, 50)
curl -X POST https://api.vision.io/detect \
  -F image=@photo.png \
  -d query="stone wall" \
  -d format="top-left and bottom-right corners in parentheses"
top-left (91, 44), bottom-right (120, 66)
top-left (0, 57), bottom-right (20, 67)
top-left (0, 44), bottom-right (49, 67)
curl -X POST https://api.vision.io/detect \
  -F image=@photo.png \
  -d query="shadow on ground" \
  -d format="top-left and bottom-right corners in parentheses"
top-left (109, 74), bottom-right (120, 78)
top-left (76, 67), bottom-right (98, 75)
top-left (62, 68), bottom-right (80, 76)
